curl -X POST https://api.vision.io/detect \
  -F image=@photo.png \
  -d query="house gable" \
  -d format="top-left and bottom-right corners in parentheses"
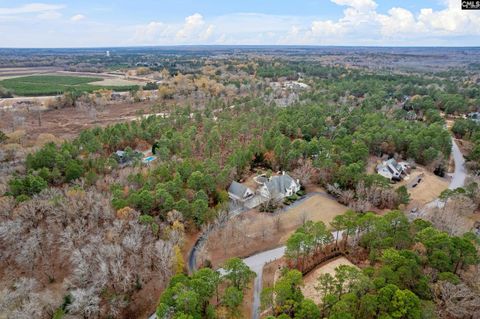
top-left (228, 181), bottom-right (254, 202)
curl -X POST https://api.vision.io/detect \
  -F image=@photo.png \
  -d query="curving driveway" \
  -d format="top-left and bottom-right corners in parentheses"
top-left (449, 139), bottom-right (467, 190)
top-left (237, 138), bottom-right (468, 319)
top-left (420, 138), bottom-right (467, 214)
top-left (180, 139), bottom-right (468, 319)
top-left (243, 246), bottom-right (286, 319)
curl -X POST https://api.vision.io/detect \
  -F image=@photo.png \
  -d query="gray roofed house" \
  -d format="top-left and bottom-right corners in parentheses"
top-left (259, 172), bottom-right (301, 199)
top-left (467, 112), bottom-right (480, 123)
top-left (377, 158), bottom-right (410, 181)
top-left (228, 181), bottom-right (254, 202)
top-left (114, 150), bottom-right (128, 165)
top-left (113, 149), bottom-right (143, 166)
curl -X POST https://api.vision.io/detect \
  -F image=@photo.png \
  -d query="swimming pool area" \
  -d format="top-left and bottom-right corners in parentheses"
top-left (142, 156), bottom-right (157, 164)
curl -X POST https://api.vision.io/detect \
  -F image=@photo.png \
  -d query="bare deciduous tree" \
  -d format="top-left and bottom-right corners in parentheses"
top-left (0, 187), bottom-right (178, 318)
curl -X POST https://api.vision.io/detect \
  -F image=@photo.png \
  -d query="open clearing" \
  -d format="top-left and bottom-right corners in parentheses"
top-left (0, 75), bottom-right (139, 96)
top-left (301, 256), bottom-right (357, 304)
top-left (368, 156), bottom-right (449, 209)
top-left (90, 78), bottom-right (146, 86)
top-left (201, 192), bottom-right (348, 268)
top-left (0, 99), bottom-right (153, 142)
top-left (0, 67), bottom-right (63, 80)
top-left (398, 166), bottom-right (449, 209)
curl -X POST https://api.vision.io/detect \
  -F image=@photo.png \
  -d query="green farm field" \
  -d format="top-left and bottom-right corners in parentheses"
top-left (0, 75), bottom-right (138, 96)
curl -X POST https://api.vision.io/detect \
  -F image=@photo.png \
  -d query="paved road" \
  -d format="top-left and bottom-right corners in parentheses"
top-left (449, 139), bottom-right (467, 190)
top-left (244, 229), bottom-right (342, 319)
top-left (187, 192), bottom-right (330, 273)
top-left (186, 192), bottom-right (341, 319)
top-left (413, 137), bottom-right (467, 216)
top-left (182, 139), bottom-right (468, 319)
top-left (243, 246), bottom-right (286, 319)
top-left (243, 139), bottom-right (468, 318)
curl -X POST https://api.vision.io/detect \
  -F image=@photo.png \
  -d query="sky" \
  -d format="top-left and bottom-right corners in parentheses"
top-left (0, 0), bottom-right (479, 47)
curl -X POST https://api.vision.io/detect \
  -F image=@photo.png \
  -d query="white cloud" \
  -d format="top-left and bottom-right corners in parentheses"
top-left (298, 0), bottom-right (480, 44)
top-left (133, 21), bottom-right (171, 43)
top-left (311, 20), bottom-right (345, 36)
top-left (0, 3), bottom-right (64, 15)
top-left (176, 13), bottom-right (214, 42)
top-left (70, 14), bottom-right (86, 22)
top-left (376, 0), bottom-right (480, 37)
top-left (37, 10), bottom-right (62, 20)
top-left (213, 13), bottom-right (305, 34)
top-left (131, 13), bottom-right (215, 44)
top-left (331, 0), bottom-right (377, 10)
top-left (377, 7), bottom-right (419, 36)
top-left (201, 25), bottom-right (215, 41)
top-left (215, 33), bottom-right (227, 44)
top-left (305, 0), bottom-right (378, 43)
top-left (417, 1), bottom-right (480, 35)
top-left (1, 0), bottom-right (480, 47)
top-left (176, 13), bottom-right (204, 38)
top-left (127, 2), bottom-right (480, 47)
top-left (0, 3), bottom-right (64, 22)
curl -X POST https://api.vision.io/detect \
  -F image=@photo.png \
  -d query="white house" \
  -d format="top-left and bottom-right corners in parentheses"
top-left (284, 81), bottom-right (310, 90)
top-left (228, 181), bottom-right (255, 203)
top-left (377, 159), bottom-right (409, 181)
top-left (259, 172), bottom-right (301, 199)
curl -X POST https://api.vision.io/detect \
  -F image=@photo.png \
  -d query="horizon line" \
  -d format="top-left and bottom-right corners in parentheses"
top-left (1, 44), bottom-right (480, 50)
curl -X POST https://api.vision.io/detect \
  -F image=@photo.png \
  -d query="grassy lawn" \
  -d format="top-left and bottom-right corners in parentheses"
top-left (0, 75), bottom-right (138, 96)
top-left (203, 192), bottom-right (348, 268)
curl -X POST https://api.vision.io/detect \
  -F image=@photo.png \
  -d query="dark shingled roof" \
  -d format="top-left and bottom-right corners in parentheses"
top-left (228, 181), bottom-right (249, 198)
top-left (265, 174), bottom-right (296, 195)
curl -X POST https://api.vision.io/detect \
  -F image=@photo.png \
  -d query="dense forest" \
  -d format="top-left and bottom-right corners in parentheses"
top-left (262, 211), bottom-right (479, 319)
top-left (7, 95), bottom-right (452, 222)
top-left (154, 210), bottom-right (479, 318)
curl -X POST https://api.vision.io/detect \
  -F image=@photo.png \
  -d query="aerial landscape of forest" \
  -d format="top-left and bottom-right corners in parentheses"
top-left (1, 1), bottom-right (480, 319)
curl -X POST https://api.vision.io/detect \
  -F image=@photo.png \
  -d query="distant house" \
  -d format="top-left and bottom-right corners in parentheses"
top-left (113, 149), bottom-right (142, 166)
top-left (467, 112), bottom-right (480, 123)
top-left (111, 93), bottom-right (126, 101)
top-left (114, 150), bottom-right (129, 165)
top-left (401, 96), bottom-right (412, 110)
top-left (259, 172), bottom-right (301, 199)
top-left (377, 159), bottom-right (409, 181)
top-left (228, 181), bottom-right (254, 203)
top-left (405, 111), bottom-right (417, 121)
top-left (284, 81), bottom-right (310, 90)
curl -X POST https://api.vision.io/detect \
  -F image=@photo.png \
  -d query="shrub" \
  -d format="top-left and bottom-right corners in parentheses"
top-left (8, 174), bottom-right (48, 197)
top-left (0, 86), bottom-right (12, 98)
top-left (144, 82), bottom-right (159, 90)
top-left (0, 130), bottom-right (7, 144)
top-left (438, 272), bottom-right (460, 285)
top-left (65, 160), bottom-right (84, 182)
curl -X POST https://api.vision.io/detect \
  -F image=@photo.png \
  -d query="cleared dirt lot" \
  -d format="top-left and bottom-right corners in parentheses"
top-left (0, 100), bottom-right (154, 142)
top-left (398, 166), bottom-right (449, 209)
top-left (301, 256), bottom-right (357, 304)
top-left (0, 67), bottom-right (62, 79)
top-left (90, 78), bottom-right (147, 86)
top-left (200, 192), bottom-right (348, 268)
top-left (368, 156), bottom-right (449, 209)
